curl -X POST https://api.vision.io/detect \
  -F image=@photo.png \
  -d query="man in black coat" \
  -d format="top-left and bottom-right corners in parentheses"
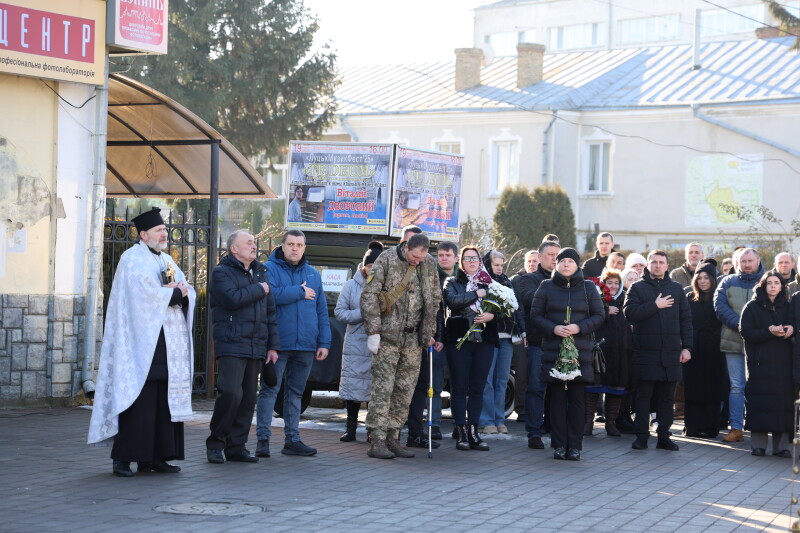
top-left (582, 231), bottom-right (615, 279)
top-left (623, 250), bottom-right (693, 451)
top-left (206, 230), bottom-right (280, 464)
top-left (515, 240), bottom-right (560, 449)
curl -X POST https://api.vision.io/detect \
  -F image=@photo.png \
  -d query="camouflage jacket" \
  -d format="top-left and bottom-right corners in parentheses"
top-left (361, 244), bottom-right (441, 347)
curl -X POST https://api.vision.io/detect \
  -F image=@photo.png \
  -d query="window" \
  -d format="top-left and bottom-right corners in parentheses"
top-left (618, 15), bottom-right (680, 45)
top-left (485, 32), bottom-right (520, 56)
top-left (266, 164), bottom-right (287, 197)
top-left (548, 22), bottom-right (606, 51)
top-left (491, 141), bottom-right (519, 195)
top-left (701, 4), bottom-right (762, 37)
top-left (586, 142), bottom-right (611, 193)
top-left (435, 142), bottom-right (461, 155)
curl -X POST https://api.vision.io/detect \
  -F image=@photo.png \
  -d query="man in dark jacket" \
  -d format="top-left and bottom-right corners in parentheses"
top-left (582, 232), bottom-right (614, 278)
top-left (256, 229), bottom-right (331, 458)
top-left (623, 250), bottom-right (693, 451)
top-left (206, 230), bottom-right (280, 464)
top-left (515, 240), bottom-right (559, 449)
top-left (670, 242), bottom-right (705, 289)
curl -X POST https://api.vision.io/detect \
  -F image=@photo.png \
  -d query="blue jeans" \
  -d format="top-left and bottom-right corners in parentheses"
top-left (726, 352), bottom-right (746, 431)
top-left (524, 345), bottom-right (546, 438)
top-left (256, 350), bottom-right (314, 443)
top-left (446, 342), bottom-right (494, 425)
top-left (432, 348), bottom-right (445, 426)
top-left (480, 339), bottom-right (514, 426)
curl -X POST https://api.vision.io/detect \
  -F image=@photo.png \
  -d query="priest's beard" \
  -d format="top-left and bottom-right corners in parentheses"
top-left (143, 236), bottom-right (168, 252)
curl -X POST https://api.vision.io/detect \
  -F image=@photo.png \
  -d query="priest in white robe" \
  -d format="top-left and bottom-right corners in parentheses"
top-left (88, 207), bottom-right (195, 477)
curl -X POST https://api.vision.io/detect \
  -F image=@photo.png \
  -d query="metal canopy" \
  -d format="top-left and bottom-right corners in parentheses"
top-left (106, 73), bottom-right (275, 198)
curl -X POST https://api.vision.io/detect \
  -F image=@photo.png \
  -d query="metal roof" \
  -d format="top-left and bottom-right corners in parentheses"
top-left (106, 74), bottom-right (275, 198)
top-left (334, 38), bottom-right (800, 116)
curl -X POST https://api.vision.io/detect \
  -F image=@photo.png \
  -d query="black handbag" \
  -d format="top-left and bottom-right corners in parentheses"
top-left (592, 337), bottom-right (606, 375)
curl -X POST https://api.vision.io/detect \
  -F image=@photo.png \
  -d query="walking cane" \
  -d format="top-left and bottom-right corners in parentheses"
top-left (428, 345), bottom-right (434, 459)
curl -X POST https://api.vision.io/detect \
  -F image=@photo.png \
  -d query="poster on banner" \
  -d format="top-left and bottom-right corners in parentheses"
top-left (390, 147), bottom-right (463, 241)
top-left (107, 0), bottom-right (169, 55)
top-left (286, 141), bottom-right (394, 234)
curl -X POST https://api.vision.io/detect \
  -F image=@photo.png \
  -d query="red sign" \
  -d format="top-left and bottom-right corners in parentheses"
top-left (0, 2), bottom-right (96, 63)
top-left (118, 0), bottom-right (164, 46)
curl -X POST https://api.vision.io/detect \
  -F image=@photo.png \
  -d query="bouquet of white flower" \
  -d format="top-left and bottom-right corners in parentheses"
top-left (549, 306), bottom-right (582, 381)
top-left (456, 280), bottom-right (519, 349)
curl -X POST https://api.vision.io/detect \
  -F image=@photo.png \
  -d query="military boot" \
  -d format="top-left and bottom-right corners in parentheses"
top-left (455, 424), bottom-right (470, 451)
top-left (386, 438), bottom-right (415, 458)
top-left (367, 438), bottom-right (395, 459)
top-left (468, 425), bottom-right (490, 451)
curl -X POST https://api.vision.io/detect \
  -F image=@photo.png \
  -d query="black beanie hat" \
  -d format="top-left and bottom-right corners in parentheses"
top-left (556, 247), bottom-right (581, 265)
top-left (363, 241), bottom-right (384, 266)
top-left (695, 260), bottom-right (718, 280)
top-left (132, 207), bottom-right (165, 233)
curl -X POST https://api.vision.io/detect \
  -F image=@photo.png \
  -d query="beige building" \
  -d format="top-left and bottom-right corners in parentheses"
top-left (326, 35), bottom-right (800, 254)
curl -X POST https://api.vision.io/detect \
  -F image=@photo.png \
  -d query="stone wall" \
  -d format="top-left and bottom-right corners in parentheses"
top-left (0, 294), bottom-right (101, 404)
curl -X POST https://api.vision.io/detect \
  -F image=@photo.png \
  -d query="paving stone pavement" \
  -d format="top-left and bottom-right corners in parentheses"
top-left (0, 404), bottom-right (797, 533)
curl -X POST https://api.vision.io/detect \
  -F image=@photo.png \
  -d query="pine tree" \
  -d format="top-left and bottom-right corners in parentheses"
top-left (127, 0), bottom-right (339, 159)
top-left (763, 0), bottom-right (800, 49)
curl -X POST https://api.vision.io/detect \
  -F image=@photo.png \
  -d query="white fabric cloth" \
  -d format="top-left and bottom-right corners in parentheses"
top-left (88, 242), bottom-right (195, 447)
top-left (466, 265), bottom-right (491, 313)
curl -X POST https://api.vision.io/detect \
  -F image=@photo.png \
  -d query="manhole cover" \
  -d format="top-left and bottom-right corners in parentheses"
top-left (154, 502), bottom-right (266, 516)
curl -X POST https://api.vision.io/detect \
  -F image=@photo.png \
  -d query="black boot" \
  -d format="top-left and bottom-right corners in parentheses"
top-left (113, 461), bottom-right (133, 477)
top-left (604, 395), bottom-right (622, 437)
top-left (340, 421), bottom-right (357, 442)
top-left (340, 400), bottom-right (359, 442)
top-left (584, 392), bottom-right (598, 436)
top-left (455, 424), bottom-right (470, 451)
top-left (468, 425), bottom-right (490, 451)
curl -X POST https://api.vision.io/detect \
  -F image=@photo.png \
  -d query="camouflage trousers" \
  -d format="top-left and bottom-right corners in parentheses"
top-left (365, 335), bottom-right (421, 440)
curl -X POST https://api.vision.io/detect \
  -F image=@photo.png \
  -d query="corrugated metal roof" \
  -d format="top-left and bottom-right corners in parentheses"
top-left (334, 37), bottom-right (800, 116)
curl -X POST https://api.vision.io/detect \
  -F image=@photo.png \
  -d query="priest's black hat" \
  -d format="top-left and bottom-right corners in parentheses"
top-left (132, 207), bottom-right (165, 233)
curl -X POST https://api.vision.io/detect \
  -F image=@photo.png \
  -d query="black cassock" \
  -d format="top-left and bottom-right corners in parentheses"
top-left (111, 290), bottom-right (186, 463)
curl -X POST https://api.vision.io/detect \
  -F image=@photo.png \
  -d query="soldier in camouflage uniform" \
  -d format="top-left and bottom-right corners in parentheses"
top-left (361, 233), bottom-right (440, 459)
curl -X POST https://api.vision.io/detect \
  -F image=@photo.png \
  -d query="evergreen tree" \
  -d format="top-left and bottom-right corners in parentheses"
top-left (492, 186), bottom-right (538, 254)
top-left (763, 0), bottom-right (800, 49)
top-left (127, 0), bottom-right (339, 159)
top-left (530, 185), bottom-right (577, 249)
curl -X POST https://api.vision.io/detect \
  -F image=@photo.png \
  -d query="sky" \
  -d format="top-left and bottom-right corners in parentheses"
top-left (304, 0), bottom-right (491, 68)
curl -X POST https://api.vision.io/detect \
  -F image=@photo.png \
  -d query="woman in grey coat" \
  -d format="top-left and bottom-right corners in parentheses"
top-left (336, 241), bottom-right (384, 442)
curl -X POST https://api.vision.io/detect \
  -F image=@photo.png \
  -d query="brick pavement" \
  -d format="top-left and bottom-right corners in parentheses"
top-left (0, 405), bottom-right (795, 533)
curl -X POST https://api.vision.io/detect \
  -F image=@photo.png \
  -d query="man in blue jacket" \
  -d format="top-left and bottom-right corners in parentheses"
top-left (714, 248), bottom-right (763, 443)
top-left (207, 230), bottom-right (280, 464)
top-left (256, 229), bottom-right (331, 457)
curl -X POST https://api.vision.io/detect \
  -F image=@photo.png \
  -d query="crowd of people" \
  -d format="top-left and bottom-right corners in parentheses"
top-left (88, 210), bottom-right (800, 475)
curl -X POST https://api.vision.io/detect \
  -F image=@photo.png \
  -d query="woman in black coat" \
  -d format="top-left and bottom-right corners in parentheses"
top-left (740, 270), bottom-right (796, 457)
top-left (584, 269), bottom-right (630, 437)
top-left (683, 261), bottom-right (725, 439)
top-left (531, 248), bottom-right (605, 461)
top-left (443, 246), bottom-right (498, 452)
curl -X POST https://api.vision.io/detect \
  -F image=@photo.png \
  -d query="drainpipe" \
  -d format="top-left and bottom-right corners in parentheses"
top-left (80, 55), bottom-right (109, 398)
top-left (691, 9), bottom-right (702, 71)
top-left (692, 104), bottom-right (800, 159)
top-left (541, 111), bottom-right (557, 185)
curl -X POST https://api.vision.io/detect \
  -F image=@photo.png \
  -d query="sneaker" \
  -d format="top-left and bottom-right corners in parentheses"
top-left (527, 436), bottom-right (544, 449)
top-left (722, 429), bottom-right (744, 442)
top-left (255, 439), bottom-right (270, 458)
top-left (497, 425), bottom-right (508, 434)
top-left (406, 435), bottom-right (441, 449)
top-left (281, 440), bottom-right (317, 456)
top-left (481, 425), bottom-right (498, 435)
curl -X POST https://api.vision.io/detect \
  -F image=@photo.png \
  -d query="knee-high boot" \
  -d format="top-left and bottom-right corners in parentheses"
top-left (340, 400), bottom-right (359, 442)
top-left (604, 395), bottom-right (622, 437)
top-left (584, 393), bottom-right (598, 436)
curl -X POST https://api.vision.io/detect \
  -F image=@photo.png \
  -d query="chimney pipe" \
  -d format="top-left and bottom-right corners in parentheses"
top-left (454, 48), bottom-right (484, 90)
top-left (517, 43), bottom-right (546, 88)
top-left (691, 8), bottom-right (702, 71)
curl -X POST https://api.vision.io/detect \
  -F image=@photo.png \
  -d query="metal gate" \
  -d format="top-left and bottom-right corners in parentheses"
top-left (103, 208), bottom-right (213, 395)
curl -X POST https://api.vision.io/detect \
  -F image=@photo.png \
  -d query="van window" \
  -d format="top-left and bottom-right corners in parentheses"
top-left (312, 264), bottom-right (354, 302)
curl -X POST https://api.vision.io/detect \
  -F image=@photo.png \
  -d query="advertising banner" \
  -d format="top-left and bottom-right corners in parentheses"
top-left (390, 147), bottom-right (463, 241)
top-left (286, 141), bottom-right (394, 235)
top-left (107, 0), bottom-right (168, 55)
top-left (0, 0), bottom-right (106, 85)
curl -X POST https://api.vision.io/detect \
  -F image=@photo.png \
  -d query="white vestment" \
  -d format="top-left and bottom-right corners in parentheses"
top-left (88, 242), bottom-right (195, 446)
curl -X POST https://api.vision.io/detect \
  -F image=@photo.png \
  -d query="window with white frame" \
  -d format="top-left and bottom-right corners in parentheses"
top-left (435, 141), bottom-right (461, 155)
top-left (548, 22), bottom-right (606, 51)
top-left (267, 164), bottom-right (287, 197)
top-left (618, 15), bottom-right (680, 45)
top-left (586, 142), bottom-right (611, 193)
top-left (491, 140), bottom-right (519, 195)
top-left (701, 4), bottom-right (762, 36)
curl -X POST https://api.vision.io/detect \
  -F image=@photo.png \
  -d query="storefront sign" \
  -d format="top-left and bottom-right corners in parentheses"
top-left (286, 141), bottom-right (394, 235)
top-left (0, 0), bottom-right (105, 85)
top-left (390, 147), bottom-right (463, 241)
top-left (107, 0), bottom-right (168, 55)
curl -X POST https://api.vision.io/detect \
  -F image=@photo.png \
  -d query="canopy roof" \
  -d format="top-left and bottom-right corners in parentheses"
top-left (106, 74), bottom-right (275, 198)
